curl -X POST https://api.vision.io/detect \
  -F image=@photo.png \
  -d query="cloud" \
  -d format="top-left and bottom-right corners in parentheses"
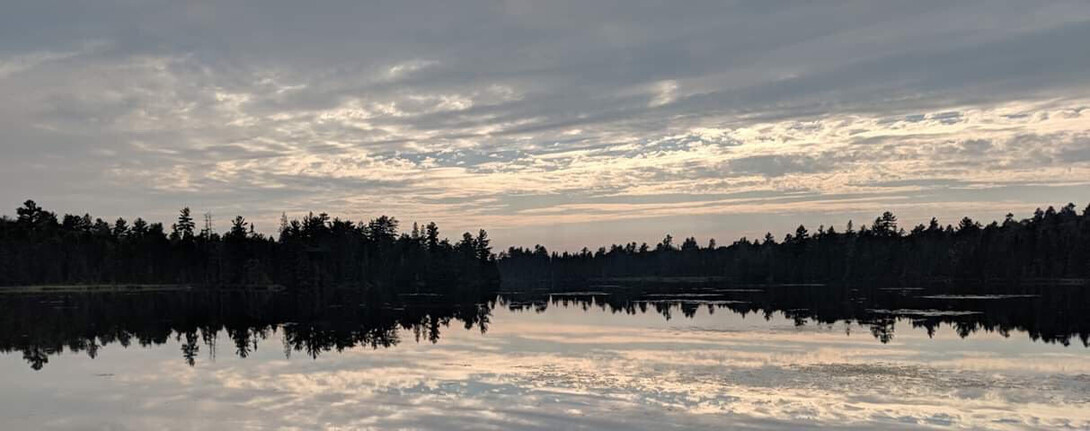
top-left (1, 1), bottom-right (1089, 249)
top-left (648, 80), bottom-right (678, 107)
top-left (727, 154), bottom-right (836, 177)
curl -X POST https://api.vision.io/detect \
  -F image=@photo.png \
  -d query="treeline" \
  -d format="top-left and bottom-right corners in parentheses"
top-left (0, 200), bottom-right (499, 292)
top-left (5, 200), bottom-right (1090, 289)
top-left (500, 203), bottom-right (1090, 285)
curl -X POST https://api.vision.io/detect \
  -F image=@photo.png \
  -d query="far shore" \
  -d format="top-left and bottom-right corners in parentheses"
top-left (0, 284), bottom-right (285, 294)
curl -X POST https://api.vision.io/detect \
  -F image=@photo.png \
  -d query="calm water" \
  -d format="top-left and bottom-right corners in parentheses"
top-left (1, 284), bottom-right (1089, 430)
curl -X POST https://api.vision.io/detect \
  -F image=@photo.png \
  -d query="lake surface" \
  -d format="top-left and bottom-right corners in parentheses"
top-left (1, 284), bottom-right (1089, 430)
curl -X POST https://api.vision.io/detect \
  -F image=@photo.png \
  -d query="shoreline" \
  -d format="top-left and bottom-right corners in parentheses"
top-left (0, 284), bottom-right (285, 294)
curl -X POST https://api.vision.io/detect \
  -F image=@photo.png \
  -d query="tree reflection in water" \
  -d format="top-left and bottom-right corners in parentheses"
top-left (1, 283), bottom-right (1087, 370)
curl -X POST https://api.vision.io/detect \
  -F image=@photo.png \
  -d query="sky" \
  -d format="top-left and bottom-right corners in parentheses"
top-left (2, 1), bottom-right (1089, 251)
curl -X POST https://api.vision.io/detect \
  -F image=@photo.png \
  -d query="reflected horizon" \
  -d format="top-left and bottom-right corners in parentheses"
top-left (3, 283), bottom-right (1088, 371)
top-left (3, 283), bottom-right (1090, 429)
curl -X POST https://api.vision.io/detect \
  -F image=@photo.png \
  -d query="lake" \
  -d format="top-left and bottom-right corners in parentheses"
top-left (1, 284), bottom-right (1088, 430)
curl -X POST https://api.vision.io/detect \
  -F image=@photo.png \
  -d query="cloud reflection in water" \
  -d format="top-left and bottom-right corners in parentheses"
top-left (2, 296), bottom-right (1088, 430)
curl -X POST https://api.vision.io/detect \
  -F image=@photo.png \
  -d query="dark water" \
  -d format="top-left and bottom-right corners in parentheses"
top-left (1, 284), bottom-right (1089, 429)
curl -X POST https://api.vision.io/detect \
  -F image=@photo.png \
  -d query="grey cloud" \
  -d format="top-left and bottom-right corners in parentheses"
top-left (727, 154), bottom-right (838, 178)
top-left (956, 139), bottom-right (992, 155)
top-left (851, 179), bottom-right (967, 189)
top-left (931, 112), bottom-right (963, 125)
top-left (1059, 138), bottom-right (1090, 162)
top-left (2, 1), bottom-right (1090, 247)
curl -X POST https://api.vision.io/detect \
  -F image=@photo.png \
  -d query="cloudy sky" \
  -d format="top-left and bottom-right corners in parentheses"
top-left (2, 1), bottom-right (1089, 250)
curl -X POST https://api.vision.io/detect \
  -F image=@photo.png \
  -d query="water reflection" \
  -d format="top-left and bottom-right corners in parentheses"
top-left (2, 284), bottom-right (1090, 429)
top-left (0, 289), bottom-right (493, 370)
top-left (1, 283), bottom-right (1088, 370)
top-left (510, 283), bottom-right (1090, 347)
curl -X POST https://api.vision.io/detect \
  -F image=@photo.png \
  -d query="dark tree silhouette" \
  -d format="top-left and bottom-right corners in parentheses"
top-left (0, 201), bottom-right (498, 293)
top-left (4, 200), bottom-right (1089, 292)
top-left (499, 202), bottom-right (1090, 287)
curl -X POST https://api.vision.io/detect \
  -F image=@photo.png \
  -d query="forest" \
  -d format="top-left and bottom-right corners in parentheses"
top-left (2, 200), bottom-right (1090, 290)
top-left (499, 202), bottom-right (1090, 286)
top-left (0, 200), bottom-right (499, 293)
